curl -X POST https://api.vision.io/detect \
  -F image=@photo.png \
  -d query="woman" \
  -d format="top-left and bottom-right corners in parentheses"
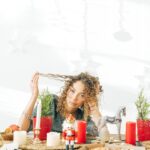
top-left (19, 72), bottom-right (103, 136)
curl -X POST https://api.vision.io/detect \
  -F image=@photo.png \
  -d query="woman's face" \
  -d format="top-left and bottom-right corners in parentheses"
top-left (66, 81), bottom-right (86, 113)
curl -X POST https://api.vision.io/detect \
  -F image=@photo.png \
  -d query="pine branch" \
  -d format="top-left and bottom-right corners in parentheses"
top-left (135, 89), bottom-right (150, 120)
top-left (38, 89), bottom-right (53, 117)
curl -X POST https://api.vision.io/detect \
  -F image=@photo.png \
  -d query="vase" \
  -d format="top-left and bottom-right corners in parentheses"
top-left (137, 119), bottom-right (150, 141)
top-left (33, 116), bottom-right (52, 140)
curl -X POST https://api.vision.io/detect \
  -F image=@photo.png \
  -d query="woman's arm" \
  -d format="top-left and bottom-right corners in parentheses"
top-left (86, 102), bottom-right (101, 136)
top-left (88, 102), bottom-right (101, 127)
top-left (18, 72), bottom-right (39, 131)
top-left (88, 82), bottom-right (102, 127)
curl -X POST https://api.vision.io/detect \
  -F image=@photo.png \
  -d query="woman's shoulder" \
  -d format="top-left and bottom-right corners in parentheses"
top-left (51, 94), bottom-right (58, 99)
top-left (51, 94), bottom-right (59, 103)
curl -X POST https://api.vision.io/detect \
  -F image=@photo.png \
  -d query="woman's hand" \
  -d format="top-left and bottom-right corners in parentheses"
top-left (30, 72), bottom-right (39, 99)
top-left (88, 102), bottom-right (100, 118)
top-left (88, 102), bottom-right (101, 126)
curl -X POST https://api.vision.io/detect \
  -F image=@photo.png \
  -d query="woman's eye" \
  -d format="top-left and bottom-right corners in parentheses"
top-left (70, 89), bottom-right (75, 93)
top-left (80, 94), bottom-right (85, 98)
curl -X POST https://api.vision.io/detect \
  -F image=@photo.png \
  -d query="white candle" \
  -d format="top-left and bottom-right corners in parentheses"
top-left (47, 132), bottom-right (60, 146)
top-left (13, 131), bottom-right (27, 145)
top-left (35, 99), bottom-right (41, 129)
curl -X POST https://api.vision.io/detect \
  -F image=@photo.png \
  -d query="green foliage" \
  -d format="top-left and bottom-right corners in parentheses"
top-left (38, 89), bottom-right (52, 117)
top-left (135, 89), bottom-right (150, 120)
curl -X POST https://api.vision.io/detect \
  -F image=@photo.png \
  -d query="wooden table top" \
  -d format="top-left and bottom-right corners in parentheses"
top-left (0, 134), bottom-right (148, 150)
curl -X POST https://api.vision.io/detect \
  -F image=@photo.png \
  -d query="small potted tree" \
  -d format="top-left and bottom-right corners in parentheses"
top-left (135, 89), bottom-right (150, 141)
top-left (33, 89), bottom-right (53, 140)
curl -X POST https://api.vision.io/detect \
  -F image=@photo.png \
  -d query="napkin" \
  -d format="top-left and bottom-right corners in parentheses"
top-left (0, 142), bottom-right (18, 150)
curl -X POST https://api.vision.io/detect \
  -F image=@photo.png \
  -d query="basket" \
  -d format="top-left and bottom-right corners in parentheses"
top-left (137, 119), bottom-right (150, 141)
top-left (1, 132), bottom-right (13, 141)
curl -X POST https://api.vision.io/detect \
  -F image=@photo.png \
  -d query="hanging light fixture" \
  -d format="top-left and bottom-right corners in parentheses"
top-left (70, 0), bottom-right (101, 74)
top-left (114, 0), bottom-right (132, 42)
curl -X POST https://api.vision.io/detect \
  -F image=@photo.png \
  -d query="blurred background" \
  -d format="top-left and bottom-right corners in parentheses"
top-left (0, 0), bottom-right (150, 134)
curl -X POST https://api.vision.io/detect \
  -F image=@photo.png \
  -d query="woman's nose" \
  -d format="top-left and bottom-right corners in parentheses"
top-left (71, 93), bottom-right (78, 102)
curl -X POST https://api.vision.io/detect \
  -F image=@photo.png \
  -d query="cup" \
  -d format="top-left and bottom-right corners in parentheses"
top-left (126, 121), bottom-right (136, 145)
top-left (47, 132), bottom-right (60, 146)
top-left (76, 120), bottom-right (86, 144)
top-left (13, 131), bottom-right (27, 145)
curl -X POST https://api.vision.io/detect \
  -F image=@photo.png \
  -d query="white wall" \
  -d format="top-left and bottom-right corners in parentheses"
top-left (0, 0), bottom-right (150, 134)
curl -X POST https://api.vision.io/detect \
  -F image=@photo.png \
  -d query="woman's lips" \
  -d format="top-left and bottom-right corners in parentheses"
top-left (68, 102), bottom-right (77, 107)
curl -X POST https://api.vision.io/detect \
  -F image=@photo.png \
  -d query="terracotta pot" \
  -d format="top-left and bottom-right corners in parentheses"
top-left (33, 116), bottom-right (52, 140)
top-left (137, 119), bottom-right (150, 141)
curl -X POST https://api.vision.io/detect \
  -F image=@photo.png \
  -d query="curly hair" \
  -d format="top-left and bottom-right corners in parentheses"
top-left (57, 72), bottom-right (103, 120)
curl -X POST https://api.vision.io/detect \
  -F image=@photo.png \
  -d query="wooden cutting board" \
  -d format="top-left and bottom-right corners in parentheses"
top-left (19, 143), bottom-right (80, 150)
top-left (19, 137), bottom-right (79, 150)
top-left (19, 137), bottom-right (105, 150)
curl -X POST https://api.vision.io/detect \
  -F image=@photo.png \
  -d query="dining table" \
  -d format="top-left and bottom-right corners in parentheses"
top-left (0, 133), bottom-right (149, 150)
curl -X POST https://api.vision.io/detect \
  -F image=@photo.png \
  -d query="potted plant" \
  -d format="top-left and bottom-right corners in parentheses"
top-left (135, 89), bottom-right (150, 141)
top-left (33, 89), bottom-right (53, 140)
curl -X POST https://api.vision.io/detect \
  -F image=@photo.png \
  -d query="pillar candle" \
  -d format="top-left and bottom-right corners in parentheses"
top-left (126, 121), bottom-right (136, 145)
top-left (35, 100), bottom-right (41, 129)
top-left (76, 121), bottom-right (86, 144)
top-left (47, 132), bottom-right (60, 146)
top-left (13, 131), bottom-right (27, 145)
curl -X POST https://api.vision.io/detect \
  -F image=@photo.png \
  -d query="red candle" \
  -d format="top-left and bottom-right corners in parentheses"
top-left (126, 121), bottom-right (136, 145)
top-left (76, 120), bottom-right (86, 144)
